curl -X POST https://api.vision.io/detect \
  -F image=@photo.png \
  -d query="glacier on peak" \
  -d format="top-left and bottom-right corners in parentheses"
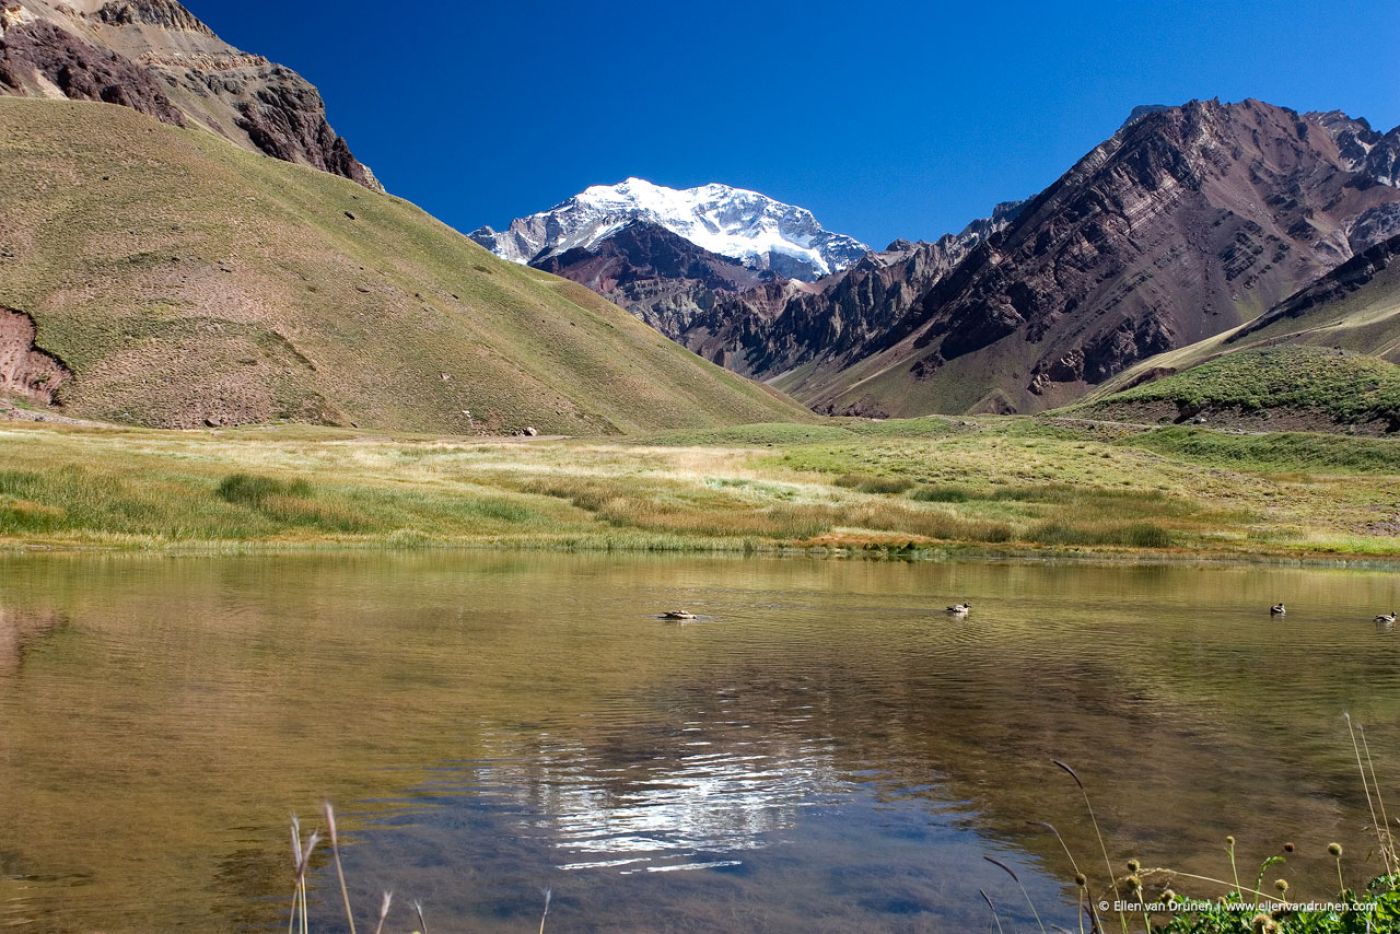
top-left (469, 177), bottom-right (870, 281)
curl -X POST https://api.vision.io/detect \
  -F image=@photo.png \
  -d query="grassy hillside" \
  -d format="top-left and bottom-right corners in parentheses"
top-left (0, 99), bottom-right (808, 433)
top-left (3, 416), bottom-right (1400, 558)
top-left (1087, 233), bottom-right (1400, 401)
top-left (1078, 346), bottom-right (1400, 433)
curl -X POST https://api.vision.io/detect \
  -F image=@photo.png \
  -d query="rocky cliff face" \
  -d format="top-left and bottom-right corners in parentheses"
top-left (1228, 231), bottom-right (1400, 345)
top-left (668, 204), bottom-right (1022, 381)
top-left (533, 221), bottom-right (777, 337)
top-left (0, 14), bottom-right (184, 124)
top-left (94, 0), bottom-right (209, 32)
top-left (798, 99), bottom-right (1400, 417)
top-left (0, 0), bottom-right (379, 189)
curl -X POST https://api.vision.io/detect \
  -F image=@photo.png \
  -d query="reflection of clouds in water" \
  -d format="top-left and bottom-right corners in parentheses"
top-left (472, 717), bottom-right (841, 874)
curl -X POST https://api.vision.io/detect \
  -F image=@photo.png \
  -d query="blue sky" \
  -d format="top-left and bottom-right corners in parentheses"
top-left (186, 0), bottom-right (1400, 248)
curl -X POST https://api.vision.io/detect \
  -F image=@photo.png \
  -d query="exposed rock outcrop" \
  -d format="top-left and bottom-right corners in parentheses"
top-left (0, 18), bottom-right (184, 125)
top-left (233, 75), bottom-right (379, 189)
top-left (0, 306), bottom-right (70, 404)
top-left (95, 0), bottom-right (211, 33)
top-left (534, 221), bottom-right (776, 338)
top-left (1229, 231), bottom-right (1400, 342)
top-left (0, 0), bottom-right (379, 189)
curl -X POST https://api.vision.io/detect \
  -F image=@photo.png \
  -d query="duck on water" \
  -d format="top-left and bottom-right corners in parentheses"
top-left (946, 603), bottom-right (971, 617)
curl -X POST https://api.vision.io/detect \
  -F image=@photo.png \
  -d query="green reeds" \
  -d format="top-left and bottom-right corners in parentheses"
top-left (1253, 855), bottom-right (1285, 905)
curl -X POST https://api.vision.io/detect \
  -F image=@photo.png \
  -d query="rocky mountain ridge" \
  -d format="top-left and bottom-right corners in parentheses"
top-left (0, 0), bottom-right (379, 189)
top-left (504, 101), bottom-right (1400, 419)
top-left (530, 197), bottom-right (1024, 383)
top-left (683, 202), bottom-right (1027, 381)
top-left (1228, 230), bottom-right (1400, 349)
top-left (531, 220), bottom-right (779, 338)
top-left (798, 98), bottom-right (1400, 417)
top-left (1075, 232), bottom-right (1400, 434)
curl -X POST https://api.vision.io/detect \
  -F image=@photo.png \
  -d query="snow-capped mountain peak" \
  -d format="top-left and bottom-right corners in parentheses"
top-left (470, 178), bottom-right (870, 281)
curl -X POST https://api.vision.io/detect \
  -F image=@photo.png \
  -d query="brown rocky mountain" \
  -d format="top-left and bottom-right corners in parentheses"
top-left (532, 221), bottom-right (777, 338)
top-left (0, 0), bottom-right (378, 189)
top-left (527, 99), bottom-right (1400, 419)
top-left (793, 99), bottom-right (1400, 417)
top-left (537, 202), bottom-right (1022, 381)
top-left (1073, 232), bottom-right (1400, 435)
top-left (1226, 229), bottom-right (1400, 354)
top-left (1090, 228), bottom-right (1400, 398)
top-left (694, 202), bottom-right (1025, 383)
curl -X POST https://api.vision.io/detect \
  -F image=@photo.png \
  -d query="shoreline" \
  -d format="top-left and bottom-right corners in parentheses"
top-left (4, 535), bottom-right (1400, 570)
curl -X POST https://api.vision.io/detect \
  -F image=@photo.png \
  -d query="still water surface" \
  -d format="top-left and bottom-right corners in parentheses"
top-left (3, 554), bottom-right (1400, 931)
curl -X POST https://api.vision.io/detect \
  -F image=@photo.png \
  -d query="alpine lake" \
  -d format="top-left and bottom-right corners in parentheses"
top-left (3, 552), bottom-right (1400, 931)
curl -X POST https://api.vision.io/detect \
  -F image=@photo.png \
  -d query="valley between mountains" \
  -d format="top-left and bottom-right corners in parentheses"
top-left (476, 102), bottom-right (1400, 420)
top-left (1, 0), bottom-right (1399, 558)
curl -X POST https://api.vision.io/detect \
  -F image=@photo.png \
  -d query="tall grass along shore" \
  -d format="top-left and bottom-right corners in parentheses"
top-left (2, 415), bottom-right (1398, 560)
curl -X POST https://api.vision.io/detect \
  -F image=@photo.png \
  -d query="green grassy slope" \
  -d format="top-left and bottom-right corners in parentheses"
top-left (1079, 347), bottom-right (1400, 432)
top-left (0, 99), bottom-right (808, 433)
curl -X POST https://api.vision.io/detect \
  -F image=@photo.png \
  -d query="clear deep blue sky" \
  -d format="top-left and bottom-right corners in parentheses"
top-left (185, 0), bottom-right (1399, 248)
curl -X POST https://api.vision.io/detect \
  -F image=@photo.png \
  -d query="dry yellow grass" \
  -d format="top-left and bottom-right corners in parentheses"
top-left (0, 98), bottom-right (806, 434)
top-left (2, 415), bottom-right (1398, 559)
